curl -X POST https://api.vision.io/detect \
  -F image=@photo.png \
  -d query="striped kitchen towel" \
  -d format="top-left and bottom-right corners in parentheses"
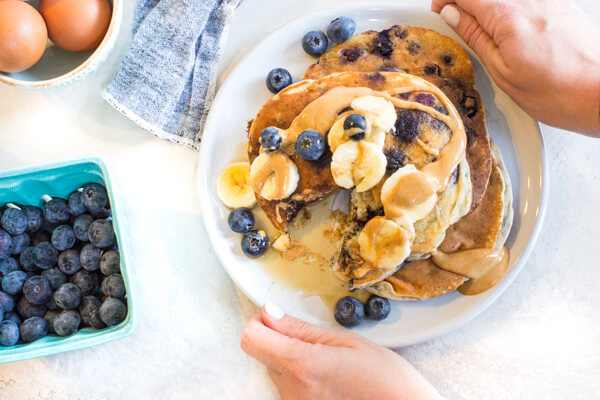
top-left (103, 0), bottom-right (242, 150)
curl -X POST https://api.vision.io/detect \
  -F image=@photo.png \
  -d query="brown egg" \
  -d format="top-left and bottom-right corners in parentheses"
top-left (0, 0), bottom-right (48, 73)
top-left (39, 0), bottom-right (112, 53)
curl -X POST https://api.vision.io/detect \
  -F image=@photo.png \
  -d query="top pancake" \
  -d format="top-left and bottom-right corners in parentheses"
top-left (247, 71), bottom-right (466, 232)
top-left (304, 25), bottom-right (492, 212)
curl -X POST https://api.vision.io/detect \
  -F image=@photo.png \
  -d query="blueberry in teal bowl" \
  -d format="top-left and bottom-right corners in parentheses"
top-left (0, 158), bottom-right (135, 364)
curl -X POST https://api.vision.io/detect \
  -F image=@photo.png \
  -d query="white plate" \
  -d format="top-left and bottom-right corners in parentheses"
top-left (197, 1), bottom-right (547, 347)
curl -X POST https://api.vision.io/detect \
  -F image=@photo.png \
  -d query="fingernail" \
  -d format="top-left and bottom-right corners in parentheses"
top-left (440, 5), bottom-right (460, 28)
top-left (264, 302), bottom-right (285, 320)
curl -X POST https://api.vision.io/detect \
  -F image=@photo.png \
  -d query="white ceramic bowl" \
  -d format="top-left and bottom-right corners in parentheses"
top-left (0, 0), bottom-right (123, 89)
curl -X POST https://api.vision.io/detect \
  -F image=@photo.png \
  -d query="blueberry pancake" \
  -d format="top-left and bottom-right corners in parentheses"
top-left (247, 71), bottom-right (470, 234)
top-left (304, 25), bottom-right (492, 212)
top-left (365, 143), bottom-right (513, 300)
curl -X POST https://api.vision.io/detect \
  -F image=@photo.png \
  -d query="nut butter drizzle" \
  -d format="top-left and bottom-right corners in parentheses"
top-left (431, 246), bottom-right (510, 295)
top-left (250, 152), bottom-right (293, 199)
top-left (252, 73), bottom-right (509, 292)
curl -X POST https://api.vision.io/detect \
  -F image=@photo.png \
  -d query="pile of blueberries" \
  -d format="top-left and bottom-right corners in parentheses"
top-left (0, 182), bottom-right (127, 346)
top-left (265, 16), bottom-right (357, 94)
top-left (334, 295), bottom-right (391, 327)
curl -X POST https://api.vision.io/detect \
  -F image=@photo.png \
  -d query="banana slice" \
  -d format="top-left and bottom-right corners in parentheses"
top-left (327, 95), bottom-right (394, 153)
top-left (331, 141), bottom-right (387, 192)
top-left (217, 162), bottom-right (256, 208)
top-left (351, 96), bottom-right (396, 131)
top-left (358, 215), bottom-right (415, 270)
top-left (249, 152), bottom-right (299, 200)
top-left (381, 164), bottom-right (438, 222)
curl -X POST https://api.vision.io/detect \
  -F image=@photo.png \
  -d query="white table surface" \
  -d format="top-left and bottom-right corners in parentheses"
top-left (1, 0), bottom-right (599, 399)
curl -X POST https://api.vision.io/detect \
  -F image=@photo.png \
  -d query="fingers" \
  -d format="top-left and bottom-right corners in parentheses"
top-left (431, 0), bottom-right (455, 13)
top-left (261, 302), bottom-right (366, 348)
top-left (431, 0), bottom-right (495, 16)
top-left (267, 368), bottom-right (284, 387)
top-left (439, 5), bottom-right (503, 76)
top-left (240, 315), bottom-right (310, 373)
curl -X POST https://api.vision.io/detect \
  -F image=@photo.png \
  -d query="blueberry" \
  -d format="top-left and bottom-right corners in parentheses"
top-left (99, 297), bottom-right (127, 326)
top-left (2, 270), bottom-right (27, 295)
top-left (266, 68), bottom-right (293, 94)
top-left (44, 310), bottom-right (59, 334)
top-left (54, 283), bottom-right (81, 310)
top-left (90, 208), bottom-right (111, 219)
top-left (46, 294), bottom-right (58, 310)
top-left (99, 250), bottom-right (120, 276)
top-left (0, 257), bottom-right (20, 278)
top-left (295, 130), bottom-right (325, 160)
top-left (364, 295), bottom-right (391, 321)
top-left (32, 241), bottom-right (59, 269)
top-left (4, 311), bottom-right (21, 325)
top-left (68, 190), bottom-right (87, 216)
top-left (343, 113), bottom-right (367, 140)
top-left (19, 247), bottom-right (36, 272)
top-left (51, 225), bottom-right (76, 251)
top-left (0, 230), bottom-right (13, 259)
top-left (16, 296), bottom-right (47, 319)
top-left (20, 317), bottom-right (48, 342)
top-left (41, 267), bottom-right (67, 290)
top-left (1, 207), bottom-right (27, 235)
top-left (0, 320), bottom-right (19, 346)
top-left (53, 310), bottom-right (81, 337)
top-left (241, 230), bottom-right (269, 257)
top-left (394, 110), bottom-right (422, 143)
top-left (302, 30), bottom-right (328, 57)
top-left (43, 198), bottom-right (71, 226)
top-left (88, 220), bottom-right (115, 249)
top-left (30, 229), bottom-right (51, 246)
top-left (79, 244), bottom-right (100, 271)
top-left (10, 232), bottom-right (30, 255)
top-left (0, 291), bottom-right (15, 312)
top-left (70, 270), bottom-right (99, 296)
top-left (22, 206), bottom-right (43, 233)
top-left (81, 183), bottom-right (108, 212)
top-left (73, 214), bottom-right (93, 242)
top-left (79, 295), bottom-right (106, 329)
top-left (0, 303), bottom-right (3, 321)
top-left (327, 16), bottom-right (356, 43)
top-left (334, 296), bottom-right (364, 328)
top-left (23, 275), bottom-right (53, 305)
top-left (228, 208), bottom-right (255, 233)
top-left (260, 127), bottom-right (282, 152)
top-left (102, 274), bottom-right (126, 299)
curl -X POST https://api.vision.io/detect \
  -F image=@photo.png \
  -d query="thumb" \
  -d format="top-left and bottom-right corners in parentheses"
top-left (440, 5), bottom-right (502, 74)
top-left (261, 302), bottom-right (365, 348)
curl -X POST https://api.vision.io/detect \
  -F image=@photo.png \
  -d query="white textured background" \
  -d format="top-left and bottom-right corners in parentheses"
top-left (0, 0), bottom-right (599, 399)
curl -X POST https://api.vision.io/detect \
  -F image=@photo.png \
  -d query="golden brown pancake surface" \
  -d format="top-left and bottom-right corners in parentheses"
top-left (304, 25), bottom-right (492, 211)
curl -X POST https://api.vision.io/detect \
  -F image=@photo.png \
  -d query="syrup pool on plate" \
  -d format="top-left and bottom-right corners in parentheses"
top-left (253, 193), bottom-right (369, 310)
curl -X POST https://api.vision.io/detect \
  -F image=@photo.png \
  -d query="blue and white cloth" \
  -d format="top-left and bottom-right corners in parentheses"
top-left (103, 0), bottom-right (241, 150)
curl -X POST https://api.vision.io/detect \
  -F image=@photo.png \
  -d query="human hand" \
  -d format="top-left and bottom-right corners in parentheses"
top-left (431, 0), bottom-right (600, 136)
top-left (241, 303), bottom-right (442, 400)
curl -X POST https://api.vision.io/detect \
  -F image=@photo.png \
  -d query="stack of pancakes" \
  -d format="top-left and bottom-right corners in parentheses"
top-left (247, 26), bottom-right (513, 300)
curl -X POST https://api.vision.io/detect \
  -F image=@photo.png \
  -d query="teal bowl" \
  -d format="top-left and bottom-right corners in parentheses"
top-left (0, 157), bottom-right (136, 364)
